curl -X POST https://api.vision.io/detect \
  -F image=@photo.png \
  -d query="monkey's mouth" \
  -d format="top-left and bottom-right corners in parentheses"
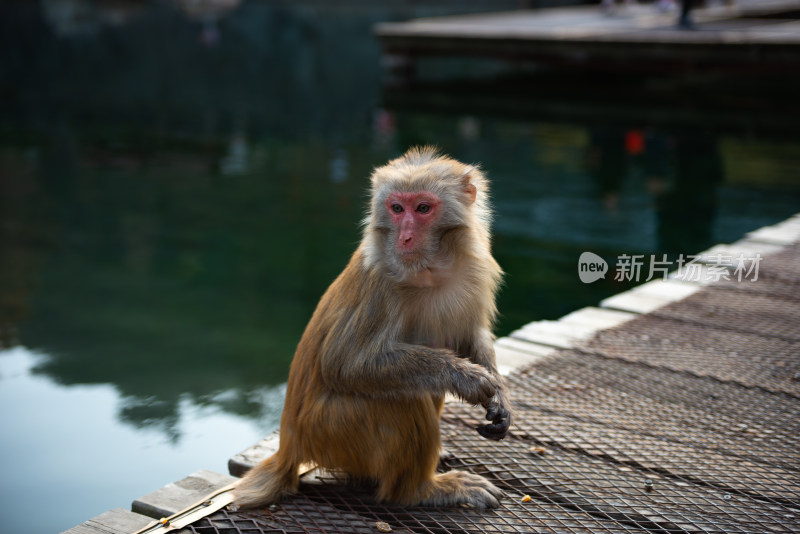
top-left (397, 250), bottom-right (425, 263)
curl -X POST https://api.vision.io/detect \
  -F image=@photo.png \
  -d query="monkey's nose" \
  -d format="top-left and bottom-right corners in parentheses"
top-left (399, 233), bottom-right (415, 250)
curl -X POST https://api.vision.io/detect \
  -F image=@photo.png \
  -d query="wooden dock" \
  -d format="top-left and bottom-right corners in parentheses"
top-left (374, 0), bottom-right (800, 71)
top-left (65, 213), bottom-right (800, 533)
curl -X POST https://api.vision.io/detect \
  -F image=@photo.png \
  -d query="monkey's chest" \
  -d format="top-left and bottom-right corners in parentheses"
top-left (400, 291), bottom-right (475, 349)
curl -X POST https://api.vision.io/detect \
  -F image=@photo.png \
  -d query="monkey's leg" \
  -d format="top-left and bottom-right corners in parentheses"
top-left (433, 396), bottom-right (456, 468)
top-left (373, 397), bottom-right (503, 509)
top-left (371, 397), bottom-right (443, 505)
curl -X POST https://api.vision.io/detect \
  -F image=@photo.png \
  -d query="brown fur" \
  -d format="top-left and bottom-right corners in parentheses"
top-left (234, 147), bottom-right (509, 509)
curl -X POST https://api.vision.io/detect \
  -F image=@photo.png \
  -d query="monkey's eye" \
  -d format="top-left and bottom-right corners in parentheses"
top-left (416, 204), bottom-right (431, 214)
top-left (391, 203), bottom-right (404, 214)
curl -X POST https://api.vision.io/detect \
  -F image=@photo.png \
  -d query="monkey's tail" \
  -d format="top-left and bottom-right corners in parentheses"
top-left (233, 451), bottom-right (299, 509)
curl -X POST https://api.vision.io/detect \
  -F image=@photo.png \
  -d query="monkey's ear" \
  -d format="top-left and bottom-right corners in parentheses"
top-left (464, 182), bottom-right (477, 204)
top-left (462, 169), bottom-right (478, 204)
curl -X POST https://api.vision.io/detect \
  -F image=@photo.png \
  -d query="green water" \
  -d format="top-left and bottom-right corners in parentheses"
top-left (1, 2), bottom-right (799, 532)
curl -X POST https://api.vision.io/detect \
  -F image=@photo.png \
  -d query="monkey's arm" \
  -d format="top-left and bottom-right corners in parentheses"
top-left (320, 334), bottom-right (498, 406)
top-left (463, 329), bottom-right (512, 441)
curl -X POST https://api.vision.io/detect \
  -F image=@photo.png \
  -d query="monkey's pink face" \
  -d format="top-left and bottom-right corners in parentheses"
top-left (385, 191), bottom-right (442, 260)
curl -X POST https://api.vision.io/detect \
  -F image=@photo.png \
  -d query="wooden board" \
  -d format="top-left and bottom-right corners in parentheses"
top-left (746, 213), bottom-right (800, 245)
top-left (61, 509), bottom-right (152, 534)
top-left (493, 340), bottom-right (555, 375)
top-left (132, 469), bottom-right (237, 519)
top-left (228, 431), bottom-right (280, 477)
top-left (600, 279), bottom-right (700, 314)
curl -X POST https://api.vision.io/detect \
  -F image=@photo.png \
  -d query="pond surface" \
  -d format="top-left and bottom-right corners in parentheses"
top-left (1, 2), bottom-right (799, 532)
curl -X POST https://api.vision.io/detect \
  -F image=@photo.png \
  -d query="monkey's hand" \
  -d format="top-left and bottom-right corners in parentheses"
top-left (477, 396), bottom-right (511, 441)
top-left (450, 361), bottom-right (498, 406)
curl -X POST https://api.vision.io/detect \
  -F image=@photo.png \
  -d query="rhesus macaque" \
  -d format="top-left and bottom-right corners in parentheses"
top-left (234, 147), bottom-right (510, 510)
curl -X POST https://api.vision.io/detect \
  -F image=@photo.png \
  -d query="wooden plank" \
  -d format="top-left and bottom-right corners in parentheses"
top-left (132, 469), bottom-right (237, 519)
top-left (228, 431), bottom-right (280, 477)
top-left (746, 215), bottom-right (800, 245)
top-left (508, 307), bottom-right (637, 349)
top-left (600, 279), bottom-right (700, 314)
top-left (510, 319), bottom-right (583, 349)
top-left (495, 336), bottom-right (558, 357)
top-left (559, 306), bottom-right (637, 331)
top-left (494, 340), bottom-right (555, 375)
top-left (61, 509), bottom-right (152, 534)
top-left (600, 291), bottom-right (665, 314)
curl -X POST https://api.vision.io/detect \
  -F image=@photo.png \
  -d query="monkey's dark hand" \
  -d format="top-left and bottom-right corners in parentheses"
top-left (477, 397), bottom-right (511, 441)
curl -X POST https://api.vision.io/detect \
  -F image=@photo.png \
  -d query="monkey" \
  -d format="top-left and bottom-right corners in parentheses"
top-left (234, 147), bottom-right (511, 510)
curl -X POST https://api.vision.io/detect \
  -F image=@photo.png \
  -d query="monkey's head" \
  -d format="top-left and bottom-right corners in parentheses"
top-left (363, 147), bottom-right (491, 278)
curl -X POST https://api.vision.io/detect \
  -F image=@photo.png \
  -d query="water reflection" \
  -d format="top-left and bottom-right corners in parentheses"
top-left (41, 0), bottom-right (146, 37)
top-left (0, 346), bottom-right (278, 533)
top-left (1, 1), bottom-right (799, 532)
top-left (657, 129), bottom-right (724, 254)
top-left (2, 129), bottom-right (367, 431)
top-left (585, 126), bottom-right (724, 254)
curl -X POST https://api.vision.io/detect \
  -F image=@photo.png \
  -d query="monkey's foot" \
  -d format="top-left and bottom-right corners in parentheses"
top-left (420, 470), bottom-right (503, 509)
top-left (438, 448), bottom-right (455, 467)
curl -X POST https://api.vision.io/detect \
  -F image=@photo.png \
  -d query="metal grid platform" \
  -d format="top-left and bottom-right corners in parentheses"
top-left (650, 287), bottom-right (800, 342)
top-left (182, 244), bottom-right (800, 533)
top-left (715, 246), bottom-right (800, 299)
top-left (710, 246), bottom-right (800, 301)
top-left (580, 314), bottom-right (800, 395)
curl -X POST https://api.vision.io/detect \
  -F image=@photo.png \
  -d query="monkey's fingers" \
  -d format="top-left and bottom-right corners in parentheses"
top-left (484, 402), bottom-right (501, 421)
top-left (484, 397), bottom-right (511, 421)
top-left (477, 404), bottom-right (511, 440)
top-left (476, 421), bottom-right (509, 441)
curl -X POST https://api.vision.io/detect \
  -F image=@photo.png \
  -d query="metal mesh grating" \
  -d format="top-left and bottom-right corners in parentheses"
top-left (181, 244), bottom-right (800, 533)
top-left (713, 244), bottom-right (800, 300)
top-left (183, 402), bottom-right (800, 534)
top-left (715, 268), bottom-right (800, 301)
top-left (498, 352), bottom-right (800, 475)
top-left (748, 245), bottom-right (800, 282)
top-left (579, 314), bottom-right (800, 396)
top-left (441, 416), bottom-right (799, 534)
top-left (650, 287), bottom-right (800, 342)
top-left (658, 244), bottom-right (800, 341)
top-left (185, 356), bottom-right (800, 534)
